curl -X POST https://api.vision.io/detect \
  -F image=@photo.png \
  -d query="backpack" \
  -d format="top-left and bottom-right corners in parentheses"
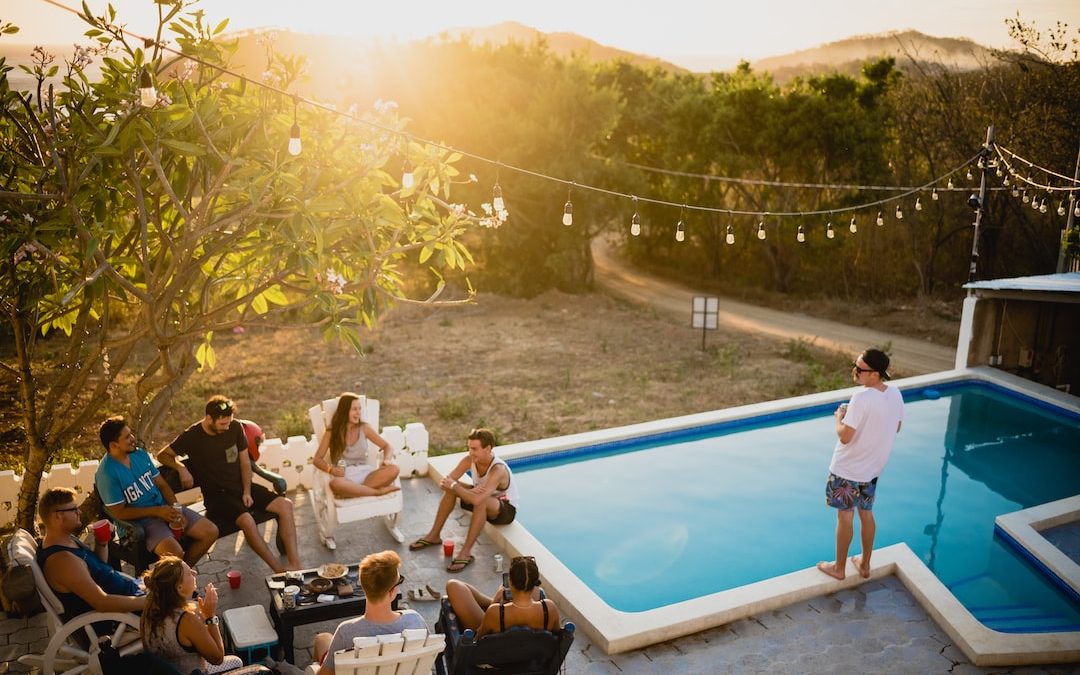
top-left (1, 559), bottom-right (43, 616)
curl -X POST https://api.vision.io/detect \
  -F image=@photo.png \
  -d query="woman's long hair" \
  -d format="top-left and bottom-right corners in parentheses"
top-left (508, 556), bottom-right (541, 592)
top-left (328, 392), bottom-right (361, 465)
top-left (141, 556), bottom-right (188, 638)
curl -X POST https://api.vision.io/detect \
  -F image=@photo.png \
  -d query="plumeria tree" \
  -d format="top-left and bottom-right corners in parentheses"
top-left (0, 2), bottom-right (477, 529)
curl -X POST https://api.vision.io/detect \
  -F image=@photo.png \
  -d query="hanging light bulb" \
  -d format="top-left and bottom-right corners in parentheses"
top-left (947, 178), bottom-right (954, 190)
top-left (725, 223), bottom-right (735, 245)
top-left (996, 167), bottom-right (1003, 178)
top-left (1011, 186), bottom-right (1020, 197)
top-left (1038, 198), bottom-right (1047, 213)
top-left (676, 219), bottom-right (686, 242)
top-left (1022, 189), bottom-right (1030, 204)
top-left (630, 197), bottom-right (641, 236)
top-left (757, 220), bottom-right (767, 240)
top-left (287, 121), bottom-right (302, 156)
top-left (1074, 202), bottom-right (1080, 217)
top-left (796, 223), bottom-right (806, 243)
top-left (1031, 195), bottom-right (1040, 210)
top-left (492, 182), bottom-right (504, 211)
top-left (876, 211), bottom-right (884, 226)
top-left (138, 68), bottom-right (157, 107)
top-left (849, 216), bottom-right (857, 234)
top-left (895, 204), bottom-right (903, 220)
top-left (401, 158), bottom-right (414, 189)
top-left (931, 188), bottom-right (939, 201)
top-left (562, 200), bottom-right (573, 226)
top-left (1058, 201), bottom-right (1067, 217)
top-left (965, 168), bottom-right (973, 181)
top-left (826, 221), bottom-right (835, 239)
top-left (915, 197), bottom-right (923, 211)
top-left (1003, 175), bottom-right (1010, 187)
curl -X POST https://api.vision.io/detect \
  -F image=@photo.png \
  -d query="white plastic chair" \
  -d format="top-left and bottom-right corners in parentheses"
top-left (307, 396), bottom-right (404, 550)
top-left (304, 629), bottom-right (444, 675)
top-left (10, 529), bottom-right (143, 675)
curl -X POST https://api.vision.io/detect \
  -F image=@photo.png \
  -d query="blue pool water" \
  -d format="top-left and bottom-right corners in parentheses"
top-left (512, 382), bottom-right (1080, 632)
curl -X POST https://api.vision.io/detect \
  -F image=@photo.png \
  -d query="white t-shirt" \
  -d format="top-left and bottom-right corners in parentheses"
top-left (829, 385), bottom-right (905, 483)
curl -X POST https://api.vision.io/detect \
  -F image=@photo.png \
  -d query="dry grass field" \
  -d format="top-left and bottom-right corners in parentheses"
top-left (2, 289), bottom-right (868, 467)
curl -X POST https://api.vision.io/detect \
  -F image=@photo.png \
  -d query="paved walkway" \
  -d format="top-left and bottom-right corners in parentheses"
top-left (3, 477), bottom-right (1078, 674)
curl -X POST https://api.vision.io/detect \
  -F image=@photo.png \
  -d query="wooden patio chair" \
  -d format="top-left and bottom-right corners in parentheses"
top-left (307, 395), bottom-right (404, 550)
top-left (9, 528), bottom-right (143, 675)
top-left (303, 628), bottom-right (445, 675)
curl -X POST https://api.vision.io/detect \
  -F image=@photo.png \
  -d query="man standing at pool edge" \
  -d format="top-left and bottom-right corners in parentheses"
top-left (817, 348), bottom-right (904, 581)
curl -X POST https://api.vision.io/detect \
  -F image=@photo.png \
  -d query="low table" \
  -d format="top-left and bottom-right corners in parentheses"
top-left (264, 567), bottom-right (399, 663)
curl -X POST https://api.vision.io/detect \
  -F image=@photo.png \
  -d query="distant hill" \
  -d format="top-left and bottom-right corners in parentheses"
top-left (751, 30), bottom-right (996, 84)
top-left (438, 21), bottom-right (686, 74)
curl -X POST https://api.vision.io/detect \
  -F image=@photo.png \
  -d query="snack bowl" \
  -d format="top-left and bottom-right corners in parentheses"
top-left (309, 577), bottom-right (334, 594)
top-left (317, 563), bottom-right (348, 580)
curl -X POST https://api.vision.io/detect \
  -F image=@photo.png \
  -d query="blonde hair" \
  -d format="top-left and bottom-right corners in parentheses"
top-left (359, 550), bottom-right (400, 602)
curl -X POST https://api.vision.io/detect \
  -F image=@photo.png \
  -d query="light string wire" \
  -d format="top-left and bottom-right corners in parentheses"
top-left (994, 145), bottom-right (1080, 193)
top-left (995, 143), bottom-right (1080, 186)
top-left (24, 0), bottom-right (1066, 225)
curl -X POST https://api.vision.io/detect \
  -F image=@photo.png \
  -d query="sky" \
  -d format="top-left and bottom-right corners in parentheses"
top-left (6, 0), bottom-right (1080, 70)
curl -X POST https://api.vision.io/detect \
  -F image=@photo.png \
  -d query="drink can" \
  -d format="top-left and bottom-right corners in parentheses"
top-left (282, 589), bottom-right (295, 610)
top-left (493, 554), bottom-right (504, 573)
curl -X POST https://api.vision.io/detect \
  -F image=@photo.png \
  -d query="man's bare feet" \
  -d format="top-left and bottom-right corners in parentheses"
top-left (850, 555), bottom-right (871, 578)
top-left (816, 561), bottom-right (845, 580)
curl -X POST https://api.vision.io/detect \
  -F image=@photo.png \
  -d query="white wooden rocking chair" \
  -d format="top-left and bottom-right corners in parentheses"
top-left (308, 395), bottom-right (405, 550)
top-left (304, 629), bottom-right (445, 675)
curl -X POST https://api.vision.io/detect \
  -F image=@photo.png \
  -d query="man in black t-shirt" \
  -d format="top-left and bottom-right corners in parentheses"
top-left (157, 395), bottom-right (302, 572)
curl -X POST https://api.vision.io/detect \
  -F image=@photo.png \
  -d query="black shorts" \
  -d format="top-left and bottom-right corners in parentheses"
top-left (461, 497), bottom-right (516, 525)
top-left (203, 483), bottom-right (278, 525)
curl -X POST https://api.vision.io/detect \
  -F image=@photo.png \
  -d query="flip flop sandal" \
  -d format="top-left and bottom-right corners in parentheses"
top-left (424, 584), bottom-right (443, 600)
top-left (447, 555), bottom-right (475, 572)
top-left (407, 589), bottom-right (437, 602)
top-left (408, 537), bottom-right (440, 551)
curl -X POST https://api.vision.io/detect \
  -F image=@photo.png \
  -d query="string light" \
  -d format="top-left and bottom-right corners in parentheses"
top-left (931, 188), bottom-right (938, 201)
top-left (1012, 186), bottom-right (1020, 197)
top-left (287, 98), bottom-right (301, 156)
top-left (630, 197), bottom-right (641, 236)
top-left (796, 223), bottom-right (806, 243)
top-left (876, 211), bottom-right (884, 227)
top-left (676, 218), bottom-right (686, 242)
top-left (947, 178), bottom-right (954, 190)
top-left (965, 169), bottom-right (973, 181)
top-left (401, 158), bottom-right (415, 189)
top-left (1074, 202), bottom-right (1080, 218)
top-left (849, 216), bottom-right (857, 234)
top-left (1058, 200), bottom-right (1066, 217)
top-left (826, 220), bottom-right (834, 239)
top-left (1003, 175), bottom-right (1010, 186)
top-left (492, 182), bottom-right (504, 211)
top-left (895, 204), bottom-right (903, 220)
top-left (562, 185), bottom-right (573, 226)
top-left (1039, 197), bottom-right (1047, 213)
top-left (914, 197), bottom-right (922, 211)
top-left (138, 68), bottom-right (157, 107)
top-left (1022, 189), bottom-right (1030, 204)
top-left (725, 222), bottom-right (735, 245)
top-left (757, 220), bottom-right (767, 240)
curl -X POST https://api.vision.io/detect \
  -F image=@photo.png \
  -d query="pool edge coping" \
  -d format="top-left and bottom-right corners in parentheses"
top-left (429, 366), bottom-right (1080, 666)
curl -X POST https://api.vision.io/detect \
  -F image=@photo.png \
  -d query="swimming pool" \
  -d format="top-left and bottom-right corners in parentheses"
top-left (511, 381), bottom-right (1080, 627)
top-left (430, 367), bottom-right (1080, 665)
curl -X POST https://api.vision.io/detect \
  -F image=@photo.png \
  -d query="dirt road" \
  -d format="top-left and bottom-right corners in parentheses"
top-left (592, 238), bottom-right (956, 375)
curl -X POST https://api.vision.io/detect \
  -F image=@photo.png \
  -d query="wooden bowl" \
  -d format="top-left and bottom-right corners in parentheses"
top-left (308, 577), bottom-right (334, 594)
top-left (317, 563), bottom-right (348, 580)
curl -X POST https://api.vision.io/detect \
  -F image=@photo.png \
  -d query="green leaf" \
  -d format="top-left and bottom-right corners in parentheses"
top-left (195, 331), bottom-right (216, 371)
top-left (250, 293), bottom-right (268, 314)
top-left (418, 244), bottom-right (434, 264)
top-left (161, 138), bottom-right (206, 156)
top-left (213, 18), bottom-right (229, 35)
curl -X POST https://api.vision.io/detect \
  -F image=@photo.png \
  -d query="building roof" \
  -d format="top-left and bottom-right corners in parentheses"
top-left (964, 272), bottom-right (1080, 294)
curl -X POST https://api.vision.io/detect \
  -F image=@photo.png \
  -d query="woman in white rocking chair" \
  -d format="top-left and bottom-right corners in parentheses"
top-left (313, 392), bottom-right (401, 498)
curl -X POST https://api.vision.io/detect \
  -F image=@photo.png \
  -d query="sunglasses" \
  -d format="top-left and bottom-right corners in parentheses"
top-left (395, 575), bottom-right (405, 588)
top-left (54, 506), bottom-right (80, 514)
top-left (851, 362), bottom-right (875, 374)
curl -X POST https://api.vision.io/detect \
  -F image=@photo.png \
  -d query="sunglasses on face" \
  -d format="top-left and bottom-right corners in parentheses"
top-left (852, 362), bottom-right (875, 374)
top-left (395, 575), bottom-right (405, 588)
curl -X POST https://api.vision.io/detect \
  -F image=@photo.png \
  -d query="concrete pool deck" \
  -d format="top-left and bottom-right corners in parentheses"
top-left (2, 476), bottom-right (1079, 674)
top-left (428, 367), bottom-right (1080, 667)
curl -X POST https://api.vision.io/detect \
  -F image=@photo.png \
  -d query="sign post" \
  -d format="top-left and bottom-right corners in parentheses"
top-left (691, 296), bottom-right (719, 350)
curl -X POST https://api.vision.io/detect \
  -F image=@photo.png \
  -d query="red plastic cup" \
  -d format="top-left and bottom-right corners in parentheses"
top-left (227, 570), bottom-right (241, 589)
top-left (442, 539), bottom-right (455, 557)
top-left (170, 524), bottom-right (184, 540)
top-left (91, 519), bottom-right (112, 544)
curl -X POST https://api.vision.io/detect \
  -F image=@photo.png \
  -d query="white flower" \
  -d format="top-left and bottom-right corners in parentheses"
top-left (373, 99), bottom-right (398, 113)
top-left (469, 174), bottom-right (479, 183)
top-left (480, 202), bottom-right (493, 216)
top-left (449, 203), bottom-right (466, 216)
top-left (324, 268), bottom-right (346, 295)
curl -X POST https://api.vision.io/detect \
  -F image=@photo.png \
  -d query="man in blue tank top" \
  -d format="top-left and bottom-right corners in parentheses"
top-left (37, 487), bottom-right (145, 620)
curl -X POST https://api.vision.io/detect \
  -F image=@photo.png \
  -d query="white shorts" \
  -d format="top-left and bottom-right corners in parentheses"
top-left (343, 463), bottom-right (375, 484)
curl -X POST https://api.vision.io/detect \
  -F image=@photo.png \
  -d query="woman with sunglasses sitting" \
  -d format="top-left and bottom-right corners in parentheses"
top-left (445, 556), bottom-right (560, 636)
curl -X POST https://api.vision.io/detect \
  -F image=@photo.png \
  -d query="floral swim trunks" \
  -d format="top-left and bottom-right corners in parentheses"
top-left (825, 473), bottom-right (878, 510)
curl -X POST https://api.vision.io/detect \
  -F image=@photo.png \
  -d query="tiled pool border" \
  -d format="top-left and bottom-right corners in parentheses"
top-left (429, 367), bottom-right (1080, 666)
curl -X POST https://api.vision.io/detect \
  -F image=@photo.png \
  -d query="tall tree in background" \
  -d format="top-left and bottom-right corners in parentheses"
top-left (0, 1), bottom-right (474, 528)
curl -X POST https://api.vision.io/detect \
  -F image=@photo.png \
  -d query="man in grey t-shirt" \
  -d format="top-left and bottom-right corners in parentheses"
top-left (315, 550), bottom-right (425, 674)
